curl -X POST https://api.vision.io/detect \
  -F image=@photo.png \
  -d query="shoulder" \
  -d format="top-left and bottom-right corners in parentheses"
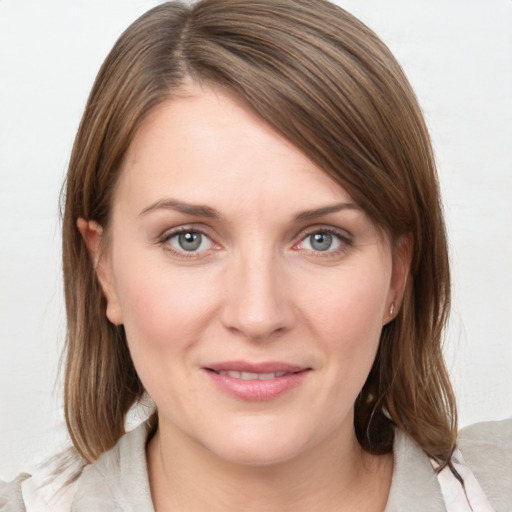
top-left (385, 420), bottom-right (512, 512)
top-left (0, 474), bottom-right (29, 511)
top-left (71, 422), bottom-right (154, 511)
top-left (457, 418), bottom-right (512, 510)
top-left (0, 454), bottom-right (80, 512)
top-left (385, 429), bottom-right (446, 510)
top-left (458, 417), bottom-right (512, 449)
top-left (0, 422), bottom-right (153, 512)
top-left (458, 417), bottom-right (512, 467)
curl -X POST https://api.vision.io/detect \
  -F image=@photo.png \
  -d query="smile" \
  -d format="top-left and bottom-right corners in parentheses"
top-left (213, 370), bottom-right (288, 380)
top-left (203, 362), bottom-right (311, 401)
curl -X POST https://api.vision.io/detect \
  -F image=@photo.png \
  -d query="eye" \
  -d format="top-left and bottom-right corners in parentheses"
top-left (166, 230), bottom-right (213, 253)
top-left (304, 232), bottom-right (339, 252)
top-left (296, 228), bottom-right (351, 254)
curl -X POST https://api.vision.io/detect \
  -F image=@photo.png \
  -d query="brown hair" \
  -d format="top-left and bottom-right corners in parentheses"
top-left (62, 0), bottom-right (456, 465)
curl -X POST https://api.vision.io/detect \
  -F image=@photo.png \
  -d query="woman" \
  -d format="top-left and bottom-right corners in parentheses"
top-left (1, 0), bottom-right (510, 510)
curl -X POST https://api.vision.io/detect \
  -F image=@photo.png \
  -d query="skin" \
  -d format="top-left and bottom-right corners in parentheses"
top-left (79, 84), bottom-right (410, 511)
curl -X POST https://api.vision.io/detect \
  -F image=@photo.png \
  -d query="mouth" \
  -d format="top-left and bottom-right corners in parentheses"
top-left (202, 361), bottom-right (311, 401)
top-left (204, 361), bottom-right (309, 378)
top-left (208, 370), bottom-right (290, 380)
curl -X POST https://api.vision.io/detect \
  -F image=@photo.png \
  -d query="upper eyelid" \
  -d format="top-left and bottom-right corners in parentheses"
top-left (292, 226), bottom-right (354, 255)
top-left (159, 224), bottom-right (214, 240)
top-left (157, 225), bottom-right (216, 253)
top-left (156, 223), bottom-right (353, 247)
top-left (295, 224), bottom-right (353, 242)
top-left (158, 227), bottom-right (217, 259)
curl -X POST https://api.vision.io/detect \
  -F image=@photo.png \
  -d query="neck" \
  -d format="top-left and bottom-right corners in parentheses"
top-left (147, 418), bottom-right (393, 512)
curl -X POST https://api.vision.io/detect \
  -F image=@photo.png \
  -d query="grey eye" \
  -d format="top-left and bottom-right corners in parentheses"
top-left (299, 231), bottom-right (343, 253)
top-left (309, 232), bottom-right (334, 251)
top-left (169, 231), bottom-right (211, 252)
top-left (178, 232), bottom-right (202, 251)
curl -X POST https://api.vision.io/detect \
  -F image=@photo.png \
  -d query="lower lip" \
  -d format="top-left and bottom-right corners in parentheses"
top-left (204, 370), bottom-right (310, 401)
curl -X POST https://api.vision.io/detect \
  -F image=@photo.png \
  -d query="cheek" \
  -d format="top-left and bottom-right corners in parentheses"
top-left (112, 264), bottom-right (221, 413)
top-left (299, 261), bottom-right (390, 391)
top-left (304, 266), bottom-right (389, 341)
top-left (112, 255), bottom-right (218, 365)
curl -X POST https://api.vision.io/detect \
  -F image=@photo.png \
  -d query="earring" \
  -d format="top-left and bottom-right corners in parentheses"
top-left (389, 302), bottom-right (395, 316)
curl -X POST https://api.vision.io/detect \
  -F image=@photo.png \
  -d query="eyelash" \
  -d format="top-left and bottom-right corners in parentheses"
top-left (295, 227), bottom-right (353, 258)
top-left (157, 225), bottom-right (353, 259)
top-left (158, 226), bottom-right (217, 259)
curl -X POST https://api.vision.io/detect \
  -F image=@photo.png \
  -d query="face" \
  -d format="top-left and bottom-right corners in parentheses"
top-left (83, 85), bottom-right (408, 466)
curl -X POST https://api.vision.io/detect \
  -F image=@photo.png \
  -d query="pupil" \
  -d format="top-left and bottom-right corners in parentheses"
top-left (179, 232), bottom-right (202, 251)
top-left (311, 232), bottom-right (332, 251)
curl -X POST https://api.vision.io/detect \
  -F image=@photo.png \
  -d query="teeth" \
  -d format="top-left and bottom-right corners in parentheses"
top-left (258, 372), bottom-right (277, 380)
top-left (217, 371), bottom-right (287, 380)
top-left (241, 372), bottom-right (258, 380)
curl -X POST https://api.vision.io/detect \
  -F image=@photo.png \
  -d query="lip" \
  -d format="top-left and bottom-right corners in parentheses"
top-left (205, 360), bottom-right (306, 374)
top-left (202, 360), bottom-right (311, 401)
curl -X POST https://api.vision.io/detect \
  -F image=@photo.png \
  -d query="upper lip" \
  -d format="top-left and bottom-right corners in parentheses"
top-left (203, 361), bottom-right (308, 374)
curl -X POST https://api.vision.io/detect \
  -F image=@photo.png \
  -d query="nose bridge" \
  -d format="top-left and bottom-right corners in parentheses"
top-left (221, 243), bottom-right (293, 340)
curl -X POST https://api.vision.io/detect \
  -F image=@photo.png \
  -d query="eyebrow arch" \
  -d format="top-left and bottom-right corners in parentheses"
top-left (139, 199), bottom-right (359, 221)
top-left (294, 202), bottom-right (360, 221)
top-left (139, 198), bottom-right (220, 218)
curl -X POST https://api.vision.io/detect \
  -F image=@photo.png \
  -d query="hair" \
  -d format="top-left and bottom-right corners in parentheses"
top-left (62, 0), bottom-right (456, 467)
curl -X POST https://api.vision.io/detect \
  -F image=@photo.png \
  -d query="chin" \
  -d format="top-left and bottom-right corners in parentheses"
top-left (197, 421), bottom-right (314, 467)
top-left (212, 441), bottom-right (305, 467)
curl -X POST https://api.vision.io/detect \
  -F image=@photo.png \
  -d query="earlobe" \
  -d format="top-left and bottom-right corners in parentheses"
top-left (76, 218), bottom-right (123, 325)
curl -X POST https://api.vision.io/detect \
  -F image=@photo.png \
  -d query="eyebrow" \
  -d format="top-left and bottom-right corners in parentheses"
top-left (139, 199), bottom-right (220, 218)
top-left (294, 202), bottom-right (360, 221)
top-left (139, 198), bottom-right (359, 221)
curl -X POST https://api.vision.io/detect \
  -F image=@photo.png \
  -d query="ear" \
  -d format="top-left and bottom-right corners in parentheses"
top-left (77, 218), bottom-right (123, 325)
top-left (385, 234), bottom-right (413, 323)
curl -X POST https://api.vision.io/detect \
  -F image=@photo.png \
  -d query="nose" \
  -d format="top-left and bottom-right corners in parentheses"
top-left (220, 251), bottom-right (296, 342)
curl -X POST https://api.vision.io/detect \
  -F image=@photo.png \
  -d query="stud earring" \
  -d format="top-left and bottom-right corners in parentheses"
top-left (389, 302), bottom-right (395, 316)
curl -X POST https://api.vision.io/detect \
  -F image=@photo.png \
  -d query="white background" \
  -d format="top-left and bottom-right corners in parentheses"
top-left (1, 1), bottom-right (511, 480)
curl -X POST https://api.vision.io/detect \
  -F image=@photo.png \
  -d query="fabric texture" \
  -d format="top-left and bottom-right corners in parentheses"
top-left (1, 419), bottom-right (511, 511)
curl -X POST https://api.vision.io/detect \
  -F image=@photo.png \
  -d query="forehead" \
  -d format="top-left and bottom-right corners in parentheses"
top-left (115, 86), bottom-right (356, 221)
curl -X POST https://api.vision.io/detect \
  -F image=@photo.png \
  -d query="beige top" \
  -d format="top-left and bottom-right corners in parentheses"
top-left (1, 419), bottom-right (511, 511)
